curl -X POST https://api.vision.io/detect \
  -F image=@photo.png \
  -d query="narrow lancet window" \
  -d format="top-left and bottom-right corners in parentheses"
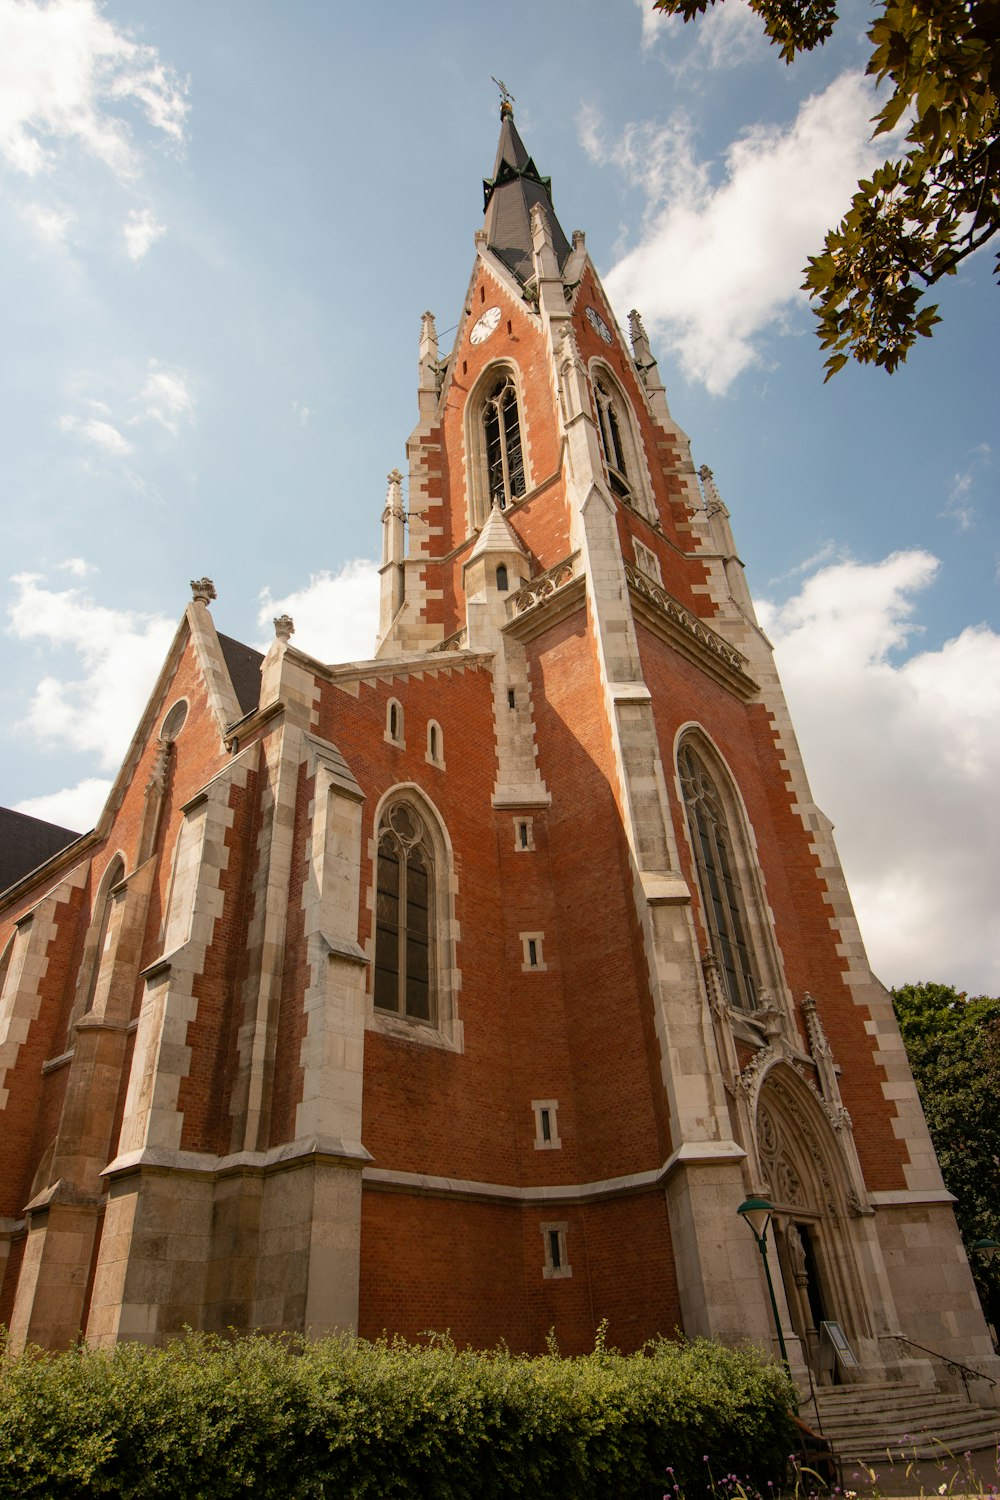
top-left (678, 743), bottom-right (759, 1012)
top-left (483, 375), bottom-right (526, 510)
top-left (374, 802), bottom-right (433, 1022)
top-left (595, 378), bottom-right (631, 501)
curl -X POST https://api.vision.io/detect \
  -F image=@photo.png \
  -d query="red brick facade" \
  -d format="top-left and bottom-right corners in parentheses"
top-left (1, 109), bottom-right (993, 1382)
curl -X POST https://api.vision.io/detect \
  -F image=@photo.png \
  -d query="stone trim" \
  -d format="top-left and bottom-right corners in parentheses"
top-left (101, 1136), bottom-right (373, 1183)
top-left (504, 572), bottom-right (586, 645)
top-left (624, 564), bottom-right (759, 698)
top-left (40, 1048), bottom-right (75, 1075)
top-left (363, 1141), bottom-right (745, 1207)
top-left (869, 1189), bottom-right (958, 1207)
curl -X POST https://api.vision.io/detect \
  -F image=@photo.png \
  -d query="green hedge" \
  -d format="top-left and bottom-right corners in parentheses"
top-left (0, 1330), bottom-right (796, 1499)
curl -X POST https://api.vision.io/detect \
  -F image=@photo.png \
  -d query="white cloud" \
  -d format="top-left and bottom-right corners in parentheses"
top-left (58, 412), bottom-right (132, 455)
top-left (698, 0), bottom-right (761, 69)
top-left (5, 572), bottom-right (174, 770)
top-left (588, 72), bottom-right (890, 393)
top-left (940, 442), bottom-right (991, 532)
top-left (20, 199), bottom-right (74, 243)
top-left (757, 550), bottom-right (1000, 994)
top-left (123, 206), bottom-right (165, 261)
top-left (132, 360), bottom-right (193, 433)
top-left (15, 776), bottom-right (110, 832)
top-left (634, 0), bottom-right (758, 65)
top-left (635, 0), bottom-right (669, 52)
top-left (292, 398), bottom-right (314, 427)
top-left (58, 557), bottom-right (97, 577)
top-left (0, 0), bottom-right (187, 179)
top-left (257, 560), bottom-right (380, 664)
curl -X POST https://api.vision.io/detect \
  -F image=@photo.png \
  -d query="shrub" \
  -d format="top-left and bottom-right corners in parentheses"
top-left (0, 1329), bottom-right (795, 1498)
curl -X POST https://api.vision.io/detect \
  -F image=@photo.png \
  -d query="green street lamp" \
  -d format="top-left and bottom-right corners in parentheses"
top-left (737, 1195), bottom-right (790, 1372)
top-left (971, 1238), bottom-right (1000, 1263)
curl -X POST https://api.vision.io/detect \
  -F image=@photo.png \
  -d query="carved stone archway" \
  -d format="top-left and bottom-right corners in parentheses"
top-left (754, 1063), bottom-right (879, 1376)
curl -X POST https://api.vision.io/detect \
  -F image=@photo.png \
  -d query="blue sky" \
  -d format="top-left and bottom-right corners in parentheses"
top-left (1, 0), bottom-right (997, 991)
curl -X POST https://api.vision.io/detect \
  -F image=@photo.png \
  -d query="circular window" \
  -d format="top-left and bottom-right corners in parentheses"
top-left (159, 699), bottom-right (189, 742)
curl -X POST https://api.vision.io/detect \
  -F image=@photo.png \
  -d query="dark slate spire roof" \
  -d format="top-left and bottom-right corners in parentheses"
top-left (0, 806), bottom-right (81, 893)
top-left (482, 104), bottom-right (572, 284)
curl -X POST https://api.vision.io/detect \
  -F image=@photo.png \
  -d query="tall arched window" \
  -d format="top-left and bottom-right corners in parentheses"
top-left (678, 743), bottom-right (759, 1012)
top-left (83, 855), bottom-right (124, 1015)
top-left (594, 377), bottom-right (631, 502)
top-left (374, 802), bottom-right (433, 1022)
top-left (483, 374), bottom-right (526, 511)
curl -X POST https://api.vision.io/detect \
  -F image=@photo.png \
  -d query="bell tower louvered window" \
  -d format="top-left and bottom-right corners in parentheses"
top-left (483, 374), bottom-right (526, 511)
top-left (678, 743), bottom-right (759, 1012)
top-left (374, 802), bottom-right (433, 1022)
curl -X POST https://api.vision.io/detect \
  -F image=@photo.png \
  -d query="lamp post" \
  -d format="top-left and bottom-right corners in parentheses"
top-left (971, 1238), bottom-right (1000, 1263)
top-left (737, 1195), bottom-right (790, 1372)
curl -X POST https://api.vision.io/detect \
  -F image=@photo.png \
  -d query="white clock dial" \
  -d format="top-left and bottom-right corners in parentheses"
top-left (470, 306), bottom-right (501, 344)
top-left (585, 306), bottom-right (613, 343)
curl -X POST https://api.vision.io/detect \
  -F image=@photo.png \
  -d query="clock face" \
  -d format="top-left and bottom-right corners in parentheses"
top-left (470, 306), bottom-right (501, 344)
top-left (585, 305), bottom-right (613, 344)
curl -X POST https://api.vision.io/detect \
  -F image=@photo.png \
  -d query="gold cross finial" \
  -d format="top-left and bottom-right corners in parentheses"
top-left (491, 76), bottom-right (515, 118)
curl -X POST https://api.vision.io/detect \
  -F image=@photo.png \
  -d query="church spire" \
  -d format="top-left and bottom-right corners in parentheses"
top-left (482, 99), bottom-right (572, 285)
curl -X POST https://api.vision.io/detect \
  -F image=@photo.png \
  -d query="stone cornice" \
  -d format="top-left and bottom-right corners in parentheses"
top-left (624, 564), bottom-right (759, 699)
top-left (503, 555), bottom-right (585, 643)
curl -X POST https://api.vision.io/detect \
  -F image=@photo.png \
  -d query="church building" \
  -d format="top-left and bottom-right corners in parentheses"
top-left (1, 102), bottom-right (995, 1394)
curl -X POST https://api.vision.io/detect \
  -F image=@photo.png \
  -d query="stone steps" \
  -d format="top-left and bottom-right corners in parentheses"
top-left (808, 1382), bottom-right (999, 1465)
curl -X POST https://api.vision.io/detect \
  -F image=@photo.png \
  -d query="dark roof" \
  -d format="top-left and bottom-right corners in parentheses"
top-left (218, 633), bottom-right (263, 719)
top-left (482, 110), bottom-right (572, 284)
top-left (0, 807), bottom-right (82, 894)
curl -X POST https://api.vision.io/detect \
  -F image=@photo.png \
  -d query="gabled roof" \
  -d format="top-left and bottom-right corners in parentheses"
top-left (0, 807), bottom-right (81, 894)
top-left (482, 107), bottom-right (572, 284)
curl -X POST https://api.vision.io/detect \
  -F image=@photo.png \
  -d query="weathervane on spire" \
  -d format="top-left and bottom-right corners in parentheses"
top-left (491, 76), bottom-right (515, 119)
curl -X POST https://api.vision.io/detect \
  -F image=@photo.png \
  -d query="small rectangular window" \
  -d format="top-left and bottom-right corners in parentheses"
top-left (508, 688), bottom-right (516, 708)
top-left (520, 930), bottom-right (545, 970)
top-left (513, 818), bottom-right (535, 853)
top-left (532, 1099), bottom-right (561, 1150)
top-left (541, 1221), bottom-right (571, 1278)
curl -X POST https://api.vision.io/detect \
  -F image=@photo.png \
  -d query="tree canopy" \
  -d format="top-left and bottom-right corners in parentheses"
top-left (892, 981), bottom-right (1000, 1333)
top-left (652, 0), bottom-right (1000, 377)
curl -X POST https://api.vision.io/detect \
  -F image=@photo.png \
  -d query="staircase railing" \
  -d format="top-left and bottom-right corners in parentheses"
top-left (894, 1335), bottom-right (997, 1403)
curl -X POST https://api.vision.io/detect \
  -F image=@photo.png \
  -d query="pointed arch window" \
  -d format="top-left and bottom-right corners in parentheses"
top-left (374, 802), bottom-right (433, 1023)
top-left (83, 855), bottom-right (124, 1015)
top-left (595, 377), bottom-right (631, 502)
top-left (483, 374), bottom-right (526, 512)
top-left (678, 743), bottom-right (759, 1012)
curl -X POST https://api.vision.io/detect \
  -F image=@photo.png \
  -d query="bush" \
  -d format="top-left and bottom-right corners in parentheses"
top-left (0, 1328), bottom-right (795, 1498)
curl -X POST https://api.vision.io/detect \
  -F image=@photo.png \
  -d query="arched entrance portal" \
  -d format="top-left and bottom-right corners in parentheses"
top-left (755, 1065), bottom-right (874, 1378)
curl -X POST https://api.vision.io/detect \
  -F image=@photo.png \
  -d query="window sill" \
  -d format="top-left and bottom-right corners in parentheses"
top-left (366, 1005), bottom-right (463, 1054)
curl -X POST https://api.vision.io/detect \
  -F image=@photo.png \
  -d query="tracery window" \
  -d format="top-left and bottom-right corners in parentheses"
top-left (374, 802), bottom-right (433, 1023)
top-left (483, 374), bottom-right (526, 511)
top-left (594, 378), bottom-right (631, 502)
top-left (678, 743), bottom-right (759, 1012)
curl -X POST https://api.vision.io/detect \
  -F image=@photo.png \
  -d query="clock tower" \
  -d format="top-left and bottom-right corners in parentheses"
top-left (1, 100), bottom-right (995, 1405)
